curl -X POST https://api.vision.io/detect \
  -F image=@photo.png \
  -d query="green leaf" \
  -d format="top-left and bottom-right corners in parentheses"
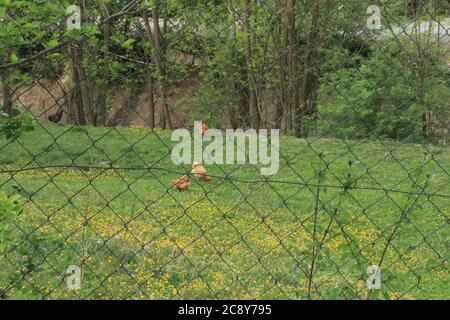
top-left (46, 39), bottom-right (59, 48)
top-left (122, 38), bottom-right (135, 50)
top-left (10, 53), bottom-right (18, 62)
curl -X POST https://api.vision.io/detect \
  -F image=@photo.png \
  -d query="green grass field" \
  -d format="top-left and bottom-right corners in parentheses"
top-left (0, 124), bottom-right (449, 299)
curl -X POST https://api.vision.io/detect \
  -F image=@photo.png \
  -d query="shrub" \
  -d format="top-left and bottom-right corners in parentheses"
top-left (319, 39), bottom-right (450, 141)
top-left (0, 106), bottom-right (35, 140)
top-left (0, 192), bottom-right (22, 254)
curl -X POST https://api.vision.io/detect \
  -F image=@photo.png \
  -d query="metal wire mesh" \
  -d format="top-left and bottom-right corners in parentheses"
top-left (0, 0), bottom-right (449, 300)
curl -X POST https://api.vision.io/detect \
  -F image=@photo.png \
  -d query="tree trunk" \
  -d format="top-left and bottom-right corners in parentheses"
top-left (297, 0), bottom-right (320, 137)
top-left (69, 45), bottom-right (87, 125)
top-left (243, 0), bottom-right (260, 129)
top-left (98, 3), bottom-right (111, 126)
top-left (2, 81), bottom-right (12, 116)
top-left (225, 1), bottom-right (247, 128)
top-left (142, 0), bottom-right (173, 129)
top-left (73, 3), bottom-right (95, 125)
top-left (286, 0), bottom-right (299, 135)
top-left (145, 72), bottom-right (155, 129)
top-left (1, 54), bottom-right (12, 116)
top-left (273, 6), bottom-right (286, 132)
top-left (1, 82), bottom-right (12, 117)
top-left (71, 45), bottom-right (93, 125)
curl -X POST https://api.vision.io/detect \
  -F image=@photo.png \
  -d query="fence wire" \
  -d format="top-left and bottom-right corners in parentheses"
top-left (0, 0), bottom-right (449, 300)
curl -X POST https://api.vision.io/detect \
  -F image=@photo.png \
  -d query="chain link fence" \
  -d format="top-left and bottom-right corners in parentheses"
top-left (0, 0), bottom-right (449, 300)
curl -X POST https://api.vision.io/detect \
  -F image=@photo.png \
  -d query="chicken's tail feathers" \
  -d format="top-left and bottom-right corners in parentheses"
top-left (201, 174), bottom-right (213, 181)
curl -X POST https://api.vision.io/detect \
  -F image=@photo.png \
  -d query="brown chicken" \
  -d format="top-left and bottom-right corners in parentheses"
top-left (191, 162), bottom-right (212, 181)
top-left (196, 123), bottom-right (208, 136)
top-left (171, 175), bottom-right (190, 191)
top-left (201, 123), bottom-right (208, 136)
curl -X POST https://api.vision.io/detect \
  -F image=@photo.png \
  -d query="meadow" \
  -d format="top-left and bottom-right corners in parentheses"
top-left (0, 124), bottom-right (449, 299)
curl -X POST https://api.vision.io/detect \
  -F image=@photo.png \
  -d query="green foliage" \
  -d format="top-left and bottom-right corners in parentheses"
top-left (0, 192), bottom-right (22, 254)
top-left (0, 107), bottom-right (35, 140)
top-left (319, 39), bottom-right (450, 141)
top-left (0, 0), bottom-right (66, 58)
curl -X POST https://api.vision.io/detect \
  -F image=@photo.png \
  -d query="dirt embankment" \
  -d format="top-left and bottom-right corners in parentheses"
top-left (1, 71), bottom-right (202, 128)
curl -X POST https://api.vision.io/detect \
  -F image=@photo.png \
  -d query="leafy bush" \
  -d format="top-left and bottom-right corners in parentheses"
top-left (319, 40), bottom-right (450, 141)
top-left (0, 107), bottom-right (35, 140)
top-left (0, 192), bottom-right (22, 254)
